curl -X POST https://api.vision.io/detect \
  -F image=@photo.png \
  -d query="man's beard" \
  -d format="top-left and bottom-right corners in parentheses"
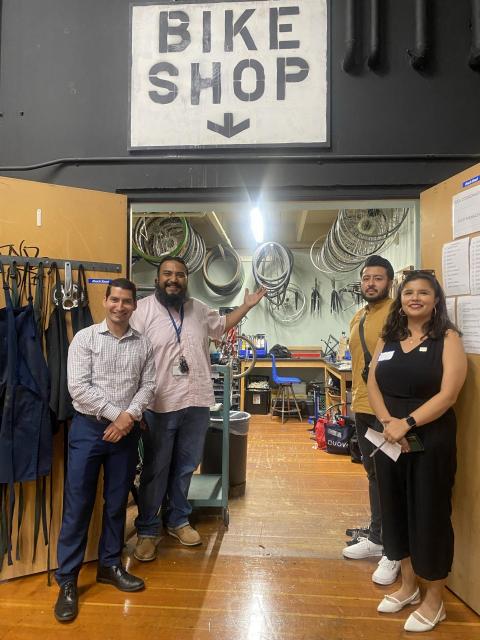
top-left (155, 283), bottom-right (188, 308)
top-left (361, 285), bottom-right (389, 303)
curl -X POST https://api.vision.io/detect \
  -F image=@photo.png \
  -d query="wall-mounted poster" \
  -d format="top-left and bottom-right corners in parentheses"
top-left (452, 182), bottom-right (480, 239)
top-left (130, 0), bottom-right (329, 149)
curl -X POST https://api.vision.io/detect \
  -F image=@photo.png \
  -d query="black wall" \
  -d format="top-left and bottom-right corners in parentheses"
top-left (0, 0), bottom-right (479, 200)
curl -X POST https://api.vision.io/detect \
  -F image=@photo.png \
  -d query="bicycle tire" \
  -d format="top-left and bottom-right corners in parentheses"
top-left (233, 334), bottom-right (257, 380)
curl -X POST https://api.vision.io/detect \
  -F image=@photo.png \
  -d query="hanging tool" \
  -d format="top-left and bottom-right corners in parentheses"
top-left (311, 278), bottom-right (321, 314)
top-left (52, 261), bottom-right (79, 309)
top-left (330, 280), bottom-right (342, 313)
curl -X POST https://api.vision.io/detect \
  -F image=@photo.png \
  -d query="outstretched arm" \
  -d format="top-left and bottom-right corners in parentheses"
top-left (224, 287), bottom-right (267, 332)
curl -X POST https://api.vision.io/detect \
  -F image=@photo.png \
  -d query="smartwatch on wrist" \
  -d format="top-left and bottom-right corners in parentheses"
top-left (405, 415), bottom-right (417, 430)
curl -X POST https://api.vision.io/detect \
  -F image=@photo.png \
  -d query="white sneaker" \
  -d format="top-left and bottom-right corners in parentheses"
top-left (342, 536), bottom-right (383, 559)
top-left (372, 556), bottom-right (401, 585)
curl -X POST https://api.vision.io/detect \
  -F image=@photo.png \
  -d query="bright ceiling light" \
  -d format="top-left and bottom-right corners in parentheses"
top-left (250, 207), bottom-right (264, 243)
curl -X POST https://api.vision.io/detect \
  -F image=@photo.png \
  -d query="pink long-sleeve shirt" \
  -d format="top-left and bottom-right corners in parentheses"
top-left (130, 295), bottom-right (226, 413)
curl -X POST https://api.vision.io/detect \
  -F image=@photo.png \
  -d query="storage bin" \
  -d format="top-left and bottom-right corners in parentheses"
top-left (244, 389), bottom-right (271, 415)
top-left (201, 411), bottom-right (251, 497)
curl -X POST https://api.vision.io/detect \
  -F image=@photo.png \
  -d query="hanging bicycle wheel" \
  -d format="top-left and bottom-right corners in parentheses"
top-left (252, 242), bottom-right (293, 307)
top-left (268, 283), bottom-right (307, 324)
top-left (203, 244), bottom-right (244, 296)
top-left (234, 335), bottom-right (257, 379)
top-left (132, 216), bottom-right (189, 264)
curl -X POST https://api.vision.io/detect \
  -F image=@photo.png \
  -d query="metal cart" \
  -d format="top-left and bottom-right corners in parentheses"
top-left (187, 364), bottom-right (231, 527)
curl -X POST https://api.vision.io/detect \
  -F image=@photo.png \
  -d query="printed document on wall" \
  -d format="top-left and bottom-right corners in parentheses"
top-left (452, 183), bottom-right (480, 239)
top-left (442, 238), bottom-right (470, 296)
top-left (470, 236), bottom-right (480, 295)
top-left (445, 298), bottom-right (456, 324)
top-left (457, 296), bottom-right (480, 354)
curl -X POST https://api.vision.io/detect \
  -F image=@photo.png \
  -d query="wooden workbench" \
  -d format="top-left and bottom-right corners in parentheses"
top-left (239, 358), bottom-right (352, 413)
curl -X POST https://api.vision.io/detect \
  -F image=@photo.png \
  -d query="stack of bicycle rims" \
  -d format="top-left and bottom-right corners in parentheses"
top-left (310, 208), bottom-right (409, 274)
top-left (203, 244), bottom-right (244, 296)
top-left (132, 215), bottom-right (206, 273)
top-left (252, 241), bottom-right (293, 307)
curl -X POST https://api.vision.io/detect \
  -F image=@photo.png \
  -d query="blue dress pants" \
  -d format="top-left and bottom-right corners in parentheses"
top-left (55, 413), bottom-right (139, 586)
top-left (135, 406), bottom-right (210, 536)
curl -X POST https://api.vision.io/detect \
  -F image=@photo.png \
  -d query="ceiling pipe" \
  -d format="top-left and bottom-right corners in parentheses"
top-left (342, 0), bottom-right (357, 72)
top-left (407, 0), bottom-right (430, 71)
top-left (0, 153), bottom-right (479, 172)
top-left (367, 0), bottom-right (381, 70)
top-left (469, 0), bottom-right (480, 71)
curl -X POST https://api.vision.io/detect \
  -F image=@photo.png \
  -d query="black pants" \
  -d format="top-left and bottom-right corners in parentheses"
top-left (354, 412), bottom-right (383, 546)
top-left (375, 414), bottom-right (456, 581)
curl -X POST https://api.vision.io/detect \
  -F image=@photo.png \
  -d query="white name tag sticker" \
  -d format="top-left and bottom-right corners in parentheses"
top-left (378, 351), bottom-right (395, 362)
top-left (419, 347), bottom-right (428, 352)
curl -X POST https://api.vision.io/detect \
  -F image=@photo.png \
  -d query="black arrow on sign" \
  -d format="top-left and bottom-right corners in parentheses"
top-left (207, 113), bottom-right (250, 138)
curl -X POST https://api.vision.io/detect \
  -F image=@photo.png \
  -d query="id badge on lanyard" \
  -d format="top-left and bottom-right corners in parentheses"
top-left (168, 306), bottom-right (189, 376)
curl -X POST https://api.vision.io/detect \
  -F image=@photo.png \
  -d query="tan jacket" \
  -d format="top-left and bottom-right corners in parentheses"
top-left (349, 297), bottom-right (392, 413)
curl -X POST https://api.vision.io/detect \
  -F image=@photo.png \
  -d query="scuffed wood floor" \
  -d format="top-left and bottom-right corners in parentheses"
top-left (0, 416), bottom-right (478, 639)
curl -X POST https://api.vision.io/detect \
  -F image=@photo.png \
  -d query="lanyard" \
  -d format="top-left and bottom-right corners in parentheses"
top-left (166, 304), bottom-right (184, 345)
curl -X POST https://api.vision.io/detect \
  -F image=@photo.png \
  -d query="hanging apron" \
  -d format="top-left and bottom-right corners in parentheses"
top-left (0, 263), bottom-right (52, 567)
top-left (71, 264), bottom-right (94, 335)
top-left (46, 263), bottom-right (73, 424)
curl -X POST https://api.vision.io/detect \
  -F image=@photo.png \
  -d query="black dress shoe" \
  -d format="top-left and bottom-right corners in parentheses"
top-left (54, 581), bottom-right (78, 623)
top-left (96, 564), bottom-right (145, 592)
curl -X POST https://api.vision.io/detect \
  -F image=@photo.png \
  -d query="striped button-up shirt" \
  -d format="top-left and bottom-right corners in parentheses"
top-left (67, 319), bottom-right (156, 422)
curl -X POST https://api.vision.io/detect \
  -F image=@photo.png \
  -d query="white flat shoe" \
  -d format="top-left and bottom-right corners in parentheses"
top-left (377, 587), bottom-right (421, 613)
top-left (404, 603), bottom-right (446, 632)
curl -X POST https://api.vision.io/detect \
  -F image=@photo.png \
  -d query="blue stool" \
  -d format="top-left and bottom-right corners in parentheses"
top-left (270, 354), bottom-right (303, 423)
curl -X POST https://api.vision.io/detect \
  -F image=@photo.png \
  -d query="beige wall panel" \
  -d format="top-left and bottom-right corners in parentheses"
top-left (420, 163), bottom-right (480, 614)
top-left (0, 176), bottom-right (127, 580)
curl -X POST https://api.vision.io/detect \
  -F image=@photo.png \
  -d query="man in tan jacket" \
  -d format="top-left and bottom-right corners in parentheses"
top-left (343, 256), bottom-right (400, 585)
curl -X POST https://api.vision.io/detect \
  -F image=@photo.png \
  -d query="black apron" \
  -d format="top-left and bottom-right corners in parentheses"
top-left (46, 264), bottom-right (73, 424)
top-left (71, 264), bottom-right (94, 335)
top-left (0, 263), bottom-right (52, 567)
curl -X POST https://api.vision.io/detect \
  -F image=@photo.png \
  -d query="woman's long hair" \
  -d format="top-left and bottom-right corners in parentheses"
top-left (381, 272), bottom-right (461, 341)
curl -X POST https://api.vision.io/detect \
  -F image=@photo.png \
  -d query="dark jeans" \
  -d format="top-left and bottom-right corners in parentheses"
top-left (355, 412), bottom-right (383, 546)
top-left (135, 406), bottom-right (210, 536)
top-left (55, 413), bottom-right (140, 586)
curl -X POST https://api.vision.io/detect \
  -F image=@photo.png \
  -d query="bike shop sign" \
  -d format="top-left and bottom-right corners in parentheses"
top-left (130, 0), bottom-right (328, 148)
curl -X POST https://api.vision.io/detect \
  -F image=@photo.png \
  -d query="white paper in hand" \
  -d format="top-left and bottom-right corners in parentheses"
top-left (365, 427), bottom-right (402, 461)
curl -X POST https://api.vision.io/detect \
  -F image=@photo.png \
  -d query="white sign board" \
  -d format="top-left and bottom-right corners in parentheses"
top-left (130, 0), bottom-right (329, 148)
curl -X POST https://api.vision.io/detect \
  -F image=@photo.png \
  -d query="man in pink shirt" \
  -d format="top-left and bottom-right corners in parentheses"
top-left (131, 256), bottom-right (265, 560)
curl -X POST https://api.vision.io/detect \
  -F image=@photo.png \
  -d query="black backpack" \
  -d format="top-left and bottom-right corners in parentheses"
top-left (269, 344), bottom-right (292, 358)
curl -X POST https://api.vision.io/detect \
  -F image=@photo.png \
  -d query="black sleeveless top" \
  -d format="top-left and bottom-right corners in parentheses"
top-left (375, 336), bottom-right (454, 423)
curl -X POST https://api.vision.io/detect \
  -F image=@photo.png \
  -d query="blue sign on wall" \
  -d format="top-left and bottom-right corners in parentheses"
top-left (462, 176), bottom-right (480, 188)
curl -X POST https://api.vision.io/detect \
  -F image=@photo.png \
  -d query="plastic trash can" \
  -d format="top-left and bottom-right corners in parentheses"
top-left (201, 411), bottom-right (251, 497)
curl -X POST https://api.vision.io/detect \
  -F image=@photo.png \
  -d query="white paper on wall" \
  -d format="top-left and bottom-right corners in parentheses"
top-left (445, 298), bottom-right (456, 324)
top-left (457, 296), bottom-right (480, 355)
top-left (442, 238), bottom-right (470, 296)
top-left (452, 183), bottom-right (480, 239)
top-left (469, 236), bottom-right (480, 295)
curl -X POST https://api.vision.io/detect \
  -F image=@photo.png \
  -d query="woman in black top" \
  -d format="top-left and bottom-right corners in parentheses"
top-left (367, 272), bottom-right (467, 633)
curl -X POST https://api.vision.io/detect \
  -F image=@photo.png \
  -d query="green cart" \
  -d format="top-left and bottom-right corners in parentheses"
top-left (187, 364), bottom-right (231, 527)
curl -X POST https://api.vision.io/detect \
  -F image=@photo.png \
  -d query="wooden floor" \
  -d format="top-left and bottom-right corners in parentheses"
top-left (0, 416), bottom-right (479, 639)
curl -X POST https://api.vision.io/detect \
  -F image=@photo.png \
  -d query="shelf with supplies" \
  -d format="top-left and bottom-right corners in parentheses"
top-left (211, 367), bottom-right (240, 411)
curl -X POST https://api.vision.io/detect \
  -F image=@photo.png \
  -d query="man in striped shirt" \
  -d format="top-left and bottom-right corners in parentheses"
top-left (54, 278), bottom-right (156, 623)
